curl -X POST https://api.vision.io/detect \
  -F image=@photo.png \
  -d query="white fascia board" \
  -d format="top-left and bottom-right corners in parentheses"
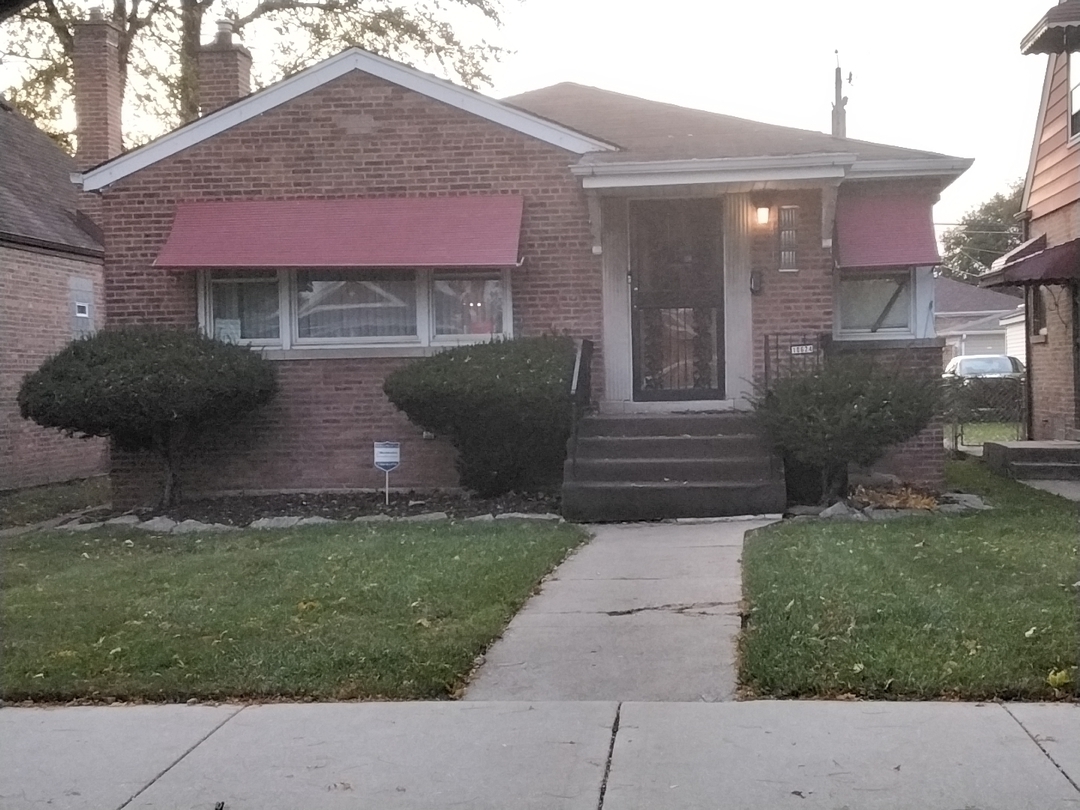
top-left (572, 153), bottom-right (857, 190)
top-left (77, 48), bottom-right (616, 192)
top-left (848, 157), bottom-right (974, 180)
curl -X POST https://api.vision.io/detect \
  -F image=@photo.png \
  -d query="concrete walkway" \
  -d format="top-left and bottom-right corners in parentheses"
top-left (465, 520), bottom-right (770, 702)
top-left (3, 700), bottom-right (1079, 809)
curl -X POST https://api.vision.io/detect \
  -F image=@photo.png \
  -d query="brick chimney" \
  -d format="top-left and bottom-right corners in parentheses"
top-left (73, 7), bottom-right (123, 169)
top-left (197, 19), bottom-right (252, 116)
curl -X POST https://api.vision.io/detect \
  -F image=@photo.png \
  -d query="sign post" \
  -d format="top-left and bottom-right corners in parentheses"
top-left (373, 442), bottom-right (401, 505)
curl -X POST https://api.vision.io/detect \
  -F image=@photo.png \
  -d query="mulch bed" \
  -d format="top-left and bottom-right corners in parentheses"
top-left (100, 490), bottom-right (561, 527)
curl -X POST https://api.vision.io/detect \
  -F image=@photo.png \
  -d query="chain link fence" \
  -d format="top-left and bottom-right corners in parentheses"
top-left (942, 376), bottom-right (1027, 450)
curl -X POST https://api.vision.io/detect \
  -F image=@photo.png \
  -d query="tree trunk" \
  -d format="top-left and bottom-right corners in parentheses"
top-left (178, 0), bottom-right (205, 122)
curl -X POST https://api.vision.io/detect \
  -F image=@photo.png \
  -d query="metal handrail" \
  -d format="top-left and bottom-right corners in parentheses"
top-left (568, 338), bottom-right (594, 475)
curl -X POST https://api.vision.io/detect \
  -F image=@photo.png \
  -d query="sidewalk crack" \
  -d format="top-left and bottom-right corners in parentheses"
top-left (596, 702), bottom-right (621, 810)
top-left (605, 601), bottom-right (738, 617)
top-left (1002, 704), bottom-right (1080, 795)
top-left (115, 706), bottom-right (244, 809)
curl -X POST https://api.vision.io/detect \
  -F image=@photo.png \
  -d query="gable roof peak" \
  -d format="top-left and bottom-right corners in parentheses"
top-left (76, 47), bottom-right (617, 192)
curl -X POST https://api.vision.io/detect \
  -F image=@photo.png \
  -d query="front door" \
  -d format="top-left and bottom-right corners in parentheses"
top-left (630, 199), bottom-right (725, 401)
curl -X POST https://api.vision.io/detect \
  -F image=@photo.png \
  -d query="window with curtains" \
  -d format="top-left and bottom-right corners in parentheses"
top-left (836, 269), bottom-right (914, 335)
top-left (202, 269), bottom-right (512, 350)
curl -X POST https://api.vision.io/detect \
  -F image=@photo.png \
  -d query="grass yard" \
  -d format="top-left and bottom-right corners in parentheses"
top-left (741, 460), bottom-right (1079, 700)
top-left (1, 520), bottom-right (586, 702)
top-left (0, 477), bottom-right (110, 529)
top-left (956, 421), bottom-right (1023, 446)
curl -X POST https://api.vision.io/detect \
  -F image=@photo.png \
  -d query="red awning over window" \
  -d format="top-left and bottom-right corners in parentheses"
top-left (835, 192), bottom-right (941, 269)
top-left (981, 237), bottom-right (1080, 287)
top-left (154, 195), bottom-right (525, 269)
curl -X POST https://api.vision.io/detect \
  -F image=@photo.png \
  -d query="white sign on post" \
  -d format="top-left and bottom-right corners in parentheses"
top-left (374, 442), bottom-right (401, 505)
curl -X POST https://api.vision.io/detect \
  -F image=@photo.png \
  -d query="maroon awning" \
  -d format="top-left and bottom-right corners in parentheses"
top-left (980, 236), bottom-right (1080, 287)
top-left (835, 192), bottom-right (940, 269)
top-left (154, 195), bottom-right (524, 270)
top-left (1022, 0), bottom-right (1080, 54)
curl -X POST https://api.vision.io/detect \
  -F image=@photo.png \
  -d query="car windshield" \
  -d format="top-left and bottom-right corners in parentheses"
top-left (959, 357), bottom-right (1015, 375)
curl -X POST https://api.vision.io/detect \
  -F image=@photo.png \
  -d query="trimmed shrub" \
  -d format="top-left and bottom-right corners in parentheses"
top-left (383, 336), bottom-right (577, 496)
top-left (18, 328), bottom-right (277, 507)
top-left (750, 357), bottom-right (938, 503)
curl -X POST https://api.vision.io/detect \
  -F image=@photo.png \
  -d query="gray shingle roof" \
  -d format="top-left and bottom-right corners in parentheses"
top-left (935, 276), bottom-right (1022, 314)
top-left (503, 82), bottom-right (959, 165)
top-left (0, 98), bottom-right (101, 255)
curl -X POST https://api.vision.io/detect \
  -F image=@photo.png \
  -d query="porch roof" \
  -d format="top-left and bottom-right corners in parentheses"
top-left (154, 196), bottom-right (524, 270)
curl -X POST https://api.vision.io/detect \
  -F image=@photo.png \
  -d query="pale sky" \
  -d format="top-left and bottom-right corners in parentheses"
top-left (480, 0), bottom-right (1052, 226)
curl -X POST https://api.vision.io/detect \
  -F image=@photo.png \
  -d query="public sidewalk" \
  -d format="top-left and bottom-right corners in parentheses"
top-left (2, 700), bottom-right (1079, 809)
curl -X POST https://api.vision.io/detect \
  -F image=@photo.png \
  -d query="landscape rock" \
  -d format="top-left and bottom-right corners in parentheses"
top-left (171, 519), bottom-right (237, 534)
top-left (249, 516), bottom-right (301, 529)
top-left (353, 514), bottom-right (391, 523)
top-left (402, 511), bottom-right (449, 522)
top-left (820, 501), bottom-right (857, 519)
top-left (940, 493), bottom-right (992, 511)
top-left (494, 512), bottom-right (562, 521)
top-left (66, 521), bottom-right (104, 531)
top-left (135, 516), bottom-right (177, 533)
top-left (297, 516), bottom-right (337, 526)
top-left (465, 514), bottom-right (496, 522)
top-left (785, 505), bottom-right (826, 517)
top-left (105, 515), bottom-right (142, 526)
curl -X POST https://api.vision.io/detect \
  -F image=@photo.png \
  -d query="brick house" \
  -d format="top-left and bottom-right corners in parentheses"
top-left (982, 0), bottom-right (1080, 443)
top-left (72, 15), bottom-right (970, 515)
top-left (0, 96), bottom-right (106, 491)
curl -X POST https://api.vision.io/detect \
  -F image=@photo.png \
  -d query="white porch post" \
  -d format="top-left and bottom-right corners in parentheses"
top-left (724, 193), bottom-right (754, 408)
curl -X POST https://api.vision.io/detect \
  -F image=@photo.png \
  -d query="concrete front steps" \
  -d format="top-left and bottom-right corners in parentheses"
top-left (984, 440), bottom-right (1080, 480)
top-left (561, 412), bottom-right (786, 522)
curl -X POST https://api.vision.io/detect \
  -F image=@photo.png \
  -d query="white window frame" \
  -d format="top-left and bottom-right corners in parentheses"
top-left (834, 267), bottom-right (918, 341)
top-left (1070, 53), bottom-right (1080, 142)
top-left (198, 268), bottom-right (514, 356)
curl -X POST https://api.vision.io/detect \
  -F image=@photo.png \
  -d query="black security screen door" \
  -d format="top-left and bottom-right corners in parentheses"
top-left (630, 199), bottom-right (724, 401)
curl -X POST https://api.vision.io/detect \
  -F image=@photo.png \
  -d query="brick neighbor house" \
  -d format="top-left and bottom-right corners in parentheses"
top-left (0, 96), bottom-right (106, 491)
top-left (71, 14), bottom-right (971, 517)
top-left (982, 0), bottom-right (1080, 445)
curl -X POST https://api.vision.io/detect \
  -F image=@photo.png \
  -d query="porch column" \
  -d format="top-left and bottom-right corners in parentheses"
top-left (724, 193), bottom-right (754, 406)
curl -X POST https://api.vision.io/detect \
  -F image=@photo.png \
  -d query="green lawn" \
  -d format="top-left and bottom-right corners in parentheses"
top-left (957, 422), bottom-right (1023, 446)
top-left (1, 520), bottom-right (586, 702)
top-left (740, 460), bottom-right (1079, 700)
top-left (0, 477), bottom-right (110, 529)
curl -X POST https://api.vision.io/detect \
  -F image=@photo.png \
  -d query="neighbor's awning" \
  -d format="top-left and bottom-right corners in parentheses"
top-left (835, 192), bottom-right (940, 269)
top-left (154, 195), bottom-right (525, 269)
top-left (980, 235), bottom-right (1080, 287)
top-left (1022, 0), bottom-right (1080, 54)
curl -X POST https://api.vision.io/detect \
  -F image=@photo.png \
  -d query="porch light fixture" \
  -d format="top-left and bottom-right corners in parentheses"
top-left (756, 206), bottom-right (771, 226)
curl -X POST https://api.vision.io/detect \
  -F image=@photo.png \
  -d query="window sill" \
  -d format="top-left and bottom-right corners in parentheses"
top-left (257, 339), bottom-right (506, 361)
top-left (778, 268), bottom-right (800, 274)
top-left (831, 335), bottom-right (945, 351)
top-left (1030, 334), bottom-right (1048, 345)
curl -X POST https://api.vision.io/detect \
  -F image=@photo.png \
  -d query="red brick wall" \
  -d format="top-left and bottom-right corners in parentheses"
top-left (97, 69), bottom-right (603, 506)
top-left (750, 189), bottom-right (834, 381)
top-left (0, 245), bottom-right (108, 491)
top-left (1028, 203), bottom-right (1080, 440)
top-left (749, 187), bottom-right (945, 489)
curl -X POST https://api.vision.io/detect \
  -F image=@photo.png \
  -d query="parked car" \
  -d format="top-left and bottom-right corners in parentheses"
top-left (943, 355), bottom-right (1025, 380)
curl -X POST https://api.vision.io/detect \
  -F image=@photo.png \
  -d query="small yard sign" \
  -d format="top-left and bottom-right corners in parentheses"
top-left (374, 441), bottom-right (401, 504)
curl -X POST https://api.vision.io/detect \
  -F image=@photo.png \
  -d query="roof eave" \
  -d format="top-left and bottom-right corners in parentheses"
top-left (570, 152), bottom-right (858, 190)
top-left (847, 157), bottom-right (974, 183)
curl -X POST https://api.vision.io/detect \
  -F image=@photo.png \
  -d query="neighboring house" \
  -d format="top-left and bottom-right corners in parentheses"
top-left (0, 96), bottom-right (106, 491)
top-left (1000, 306), bottom-right (1027, 361)
top-left (70, 13), bottom-right (971, 510)
top-left (982, 0), bottom-right (1080, 441)
top-left (934, 276), bottom-right (1023, 363)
